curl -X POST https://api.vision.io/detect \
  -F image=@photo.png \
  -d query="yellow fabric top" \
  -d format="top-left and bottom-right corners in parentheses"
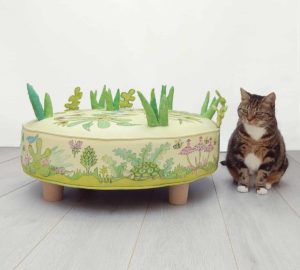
top-left (23, 109), bottom-right (218, 140)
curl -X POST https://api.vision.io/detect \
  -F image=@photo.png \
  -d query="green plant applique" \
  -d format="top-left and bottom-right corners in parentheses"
top-left (162, 158), bottom-right (174, 178)
top-left (49, 146), bottom-right (73, 175)
top-left (215, 93), bottom-right (227, 127)
top-left (200, 90), bottom-right (227, 127)
top-left (120, 89), bottom-right (136, 108)
top-left (80, 146), bottom-right (97, 174)
top-left (98, 166), bottom-right (112, 183)
top-left (202, 156), bottom-right (218, 172)
top-left (101, 155), bottom-right (127, 178)
top-left (160, 85), bottom-right (174, 110)
top-left (27, 83), bottom-right (53, 120)
top-left (138, 86), bottom-right (174, 127)
top-left (27, 138), bottom-right (52, 176)
top-left (90, 85), bottom-right (121, 111)
top-left (113, 142), bottom-right (171, 180)
top-left (65, 87), bottom-right (83, 111)
top-left (168, 111), bottom-right (203, 125)
top-left (54, 111), bottom-right (140, 131)
top-left (169, 164), bottom-right (192, 178)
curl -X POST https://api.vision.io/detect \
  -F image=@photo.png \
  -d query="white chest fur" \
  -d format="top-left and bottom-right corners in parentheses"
top-left (244, 153), bottom-right (262, 173)
top-left (244, 123), bottom-right (266, 140)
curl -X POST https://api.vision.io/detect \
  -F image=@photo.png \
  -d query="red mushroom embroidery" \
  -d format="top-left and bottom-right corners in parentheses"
top-left (179, 137), bottom-right (215, 169)
top-left (193, 136), bottom-right (204, 167)
top-left (203, 137), bottom-right (214, 166)
top-left (179, 139), bottom-right (195, 169)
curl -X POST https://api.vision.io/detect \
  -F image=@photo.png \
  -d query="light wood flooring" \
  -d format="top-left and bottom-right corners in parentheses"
top-left (0, 148), bottom-right (299, 270)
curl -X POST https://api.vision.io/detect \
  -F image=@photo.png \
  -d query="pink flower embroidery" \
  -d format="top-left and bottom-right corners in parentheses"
top-left (69, 140), bottom-right (83, 157)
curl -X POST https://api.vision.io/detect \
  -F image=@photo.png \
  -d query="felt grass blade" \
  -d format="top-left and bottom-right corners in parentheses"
top-left (106, 89), bottom-right (114, 111)
top-left (167, 86), bottom-right (174, 110)
top-left (200, 91), bottom-right (210, 116)
top-left (150, 89), bottom-right (159, 120)
top-left (113, 89), bottom-right (120, 110)
top-left (90, 90), bottom-right (99, 109)
top-left (99, 85), bottom-right (107, 108)
top-left (158, 93), bottom-right (168, 126)
top-left (160, 85), bottom-right (167, 104)
top-left (27, 83), bottom-right (45, 120)
top-left (199, 90), bottom-right (227, 125)
top-left (44, 93), bottom-right (53, 118)
top-left (91, 86), bottom-right (121, 110)
top-left (206, 97), bottom-right (220, 119)
top-left (137, 91), bottom-right (159, 127)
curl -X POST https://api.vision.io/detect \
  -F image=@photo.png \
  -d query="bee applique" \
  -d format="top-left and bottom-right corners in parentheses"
top-left (173, 139), bottom-right (183, 149)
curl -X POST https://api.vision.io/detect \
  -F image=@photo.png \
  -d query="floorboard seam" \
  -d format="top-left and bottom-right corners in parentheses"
top-left (13, 204), bottom-right (75, 270)
top-left (0, 180), bottom-right (36, 199)
top-left (0, 156), bottom-right (19, 164)
top-left (287, 154), bottom-right (300, 166)
top-left (274, 188), bottom-right (300, 219)
top-left (126, 190), bottom-right (153, 270)
top-left (212, 176), bottom-right (240, 270)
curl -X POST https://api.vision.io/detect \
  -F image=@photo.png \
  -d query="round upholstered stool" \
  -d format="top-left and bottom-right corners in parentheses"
top-left (21, 109), bottom-right (220, 205)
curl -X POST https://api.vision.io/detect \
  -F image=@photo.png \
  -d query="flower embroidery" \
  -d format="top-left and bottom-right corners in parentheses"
top-left (69, 140), bottom-right (83, 157)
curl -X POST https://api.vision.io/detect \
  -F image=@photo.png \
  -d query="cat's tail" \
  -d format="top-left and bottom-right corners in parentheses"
top-left (220, 160), bottom-right (227, 166)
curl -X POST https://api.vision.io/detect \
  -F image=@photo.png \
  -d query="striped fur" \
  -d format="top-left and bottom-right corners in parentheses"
top-left (225, 88), bottom-right (288, 194)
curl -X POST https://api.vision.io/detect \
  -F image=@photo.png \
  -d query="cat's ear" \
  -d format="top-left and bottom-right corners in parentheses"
top-left (263, 92), bottom-right (276, 105)
top-left (240, 88), bottom-right (250, 102)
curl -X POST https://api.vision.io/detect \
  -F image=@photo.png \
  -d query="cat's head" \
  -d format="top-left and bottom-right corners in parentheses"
top-left (238, 88), bottom-right (276, 127)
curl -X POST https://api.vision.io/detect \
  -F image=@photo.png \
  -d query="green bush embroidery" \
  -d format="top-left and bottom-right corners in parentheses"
top-left (101, 155), bottom-right (127, 178)
top-left (113, 142), bottom-right (171, 180)
top-left (80, 146), bottom-right (97, 174)
top-left (170, 164), bottom-right (192, 178)
top-left (113, 148), bottom-right (140, 167)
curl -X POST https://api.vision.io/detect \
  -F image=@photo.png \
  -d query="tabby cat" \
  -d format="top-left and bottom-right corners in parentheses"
top-left (224, 88), bottom-right (288, 194)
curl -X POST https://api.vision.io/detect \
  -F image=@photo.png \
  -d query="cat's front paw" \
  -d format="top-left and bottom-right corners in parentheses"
top-left (266, 183), bottom-right (272, 190)
top-left (237, 185), bottom-right (249, 193)
top-left (257, 187), bottom-right (268, 195)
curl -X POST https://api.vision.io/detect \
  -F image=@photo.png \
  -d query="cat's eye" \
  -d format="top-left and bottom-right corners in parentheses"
top-left (256, 112), bottom-right (265, 117)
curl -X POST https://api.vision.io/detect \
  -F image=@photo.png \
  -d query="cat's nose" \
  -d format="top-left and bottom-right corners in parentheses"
top-left (247, 115), bottom-right (255, 121)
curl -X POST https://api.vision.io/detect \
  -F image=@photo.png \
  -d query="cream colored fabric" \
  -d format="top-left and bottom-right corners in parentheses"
top-left (21, 109), bottom-right (219, 189)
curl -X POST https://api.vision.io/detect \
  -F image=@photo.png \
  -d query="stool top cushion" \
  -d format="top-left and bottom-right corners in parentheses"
top-left (23, 109), bottom-right (218, 140)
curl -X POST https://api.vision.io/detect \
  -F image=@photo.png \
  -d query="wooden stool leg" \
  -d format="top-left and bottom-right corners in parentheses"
top-left (169, 183), bottom-right (189, 205)
top-left (42, 182), bottom-right (64, 202)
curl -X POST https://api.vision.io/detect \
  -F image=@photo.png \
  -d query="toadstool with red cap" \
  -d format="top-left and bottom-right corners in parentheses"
top-left (179, 139), bottom-right (195, 169)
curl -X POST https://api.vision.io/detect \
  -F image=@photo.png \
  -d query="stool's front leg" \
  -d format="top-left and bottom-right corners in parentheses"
top-left (168, 183), bottom-right (189, 205)
top-left (42, 182), bottom-right (64, 202)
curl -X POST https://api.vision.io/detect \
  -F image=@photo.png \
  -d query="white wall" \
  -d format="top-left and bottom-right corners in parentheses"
top-left (0, 0), bottom-right (299, 150)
